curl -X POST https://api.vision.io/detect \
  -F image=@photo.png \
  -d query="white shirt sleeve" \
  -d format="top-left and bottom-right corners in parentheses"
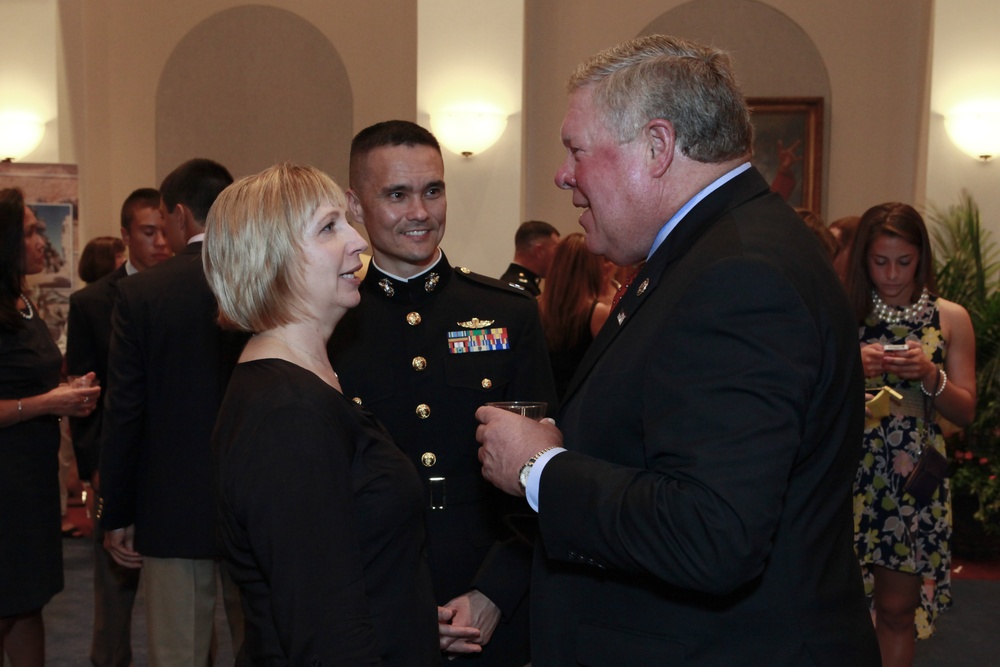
top-left (525, 447), bottom-right (566, 512)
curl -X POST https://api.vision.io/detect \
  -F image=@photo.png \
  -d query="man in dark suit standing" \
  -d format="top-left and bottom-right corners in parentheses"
top-left (98, 159), bottom-right (244, 666)
top-left (476, 35), bottom-right (880, 666)
top-left (329, 121), bottom-right (556, 665)
top-left (67, 187), bottom-right (170, 667)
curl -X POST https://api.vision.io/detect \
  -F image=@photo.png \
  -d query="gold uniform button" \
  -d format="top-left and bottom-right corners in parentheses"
top-left (416, 403), bottom-right (431, 419)
top-left (352, 396), bottom-right (362, 405)
top-left (421, 452), bottom-right (437, 467)
top-left (406, 312), bottom-right (421, 326)
top-left (481, 378), bottom-right (492, 389)
top-left (412, 356), bottom-right (427, 371)
top-left (459, 267), bottom-right (471, 274)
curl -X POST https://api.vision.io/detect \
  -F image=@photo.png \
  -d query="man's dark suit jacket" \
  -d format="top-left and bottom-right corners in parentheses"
top-left (531, 168), bottom-right (880, 666)
top-left (98, 242), bottom-right (245, 559)
top-left (67, 263), bottom-right (128, 481)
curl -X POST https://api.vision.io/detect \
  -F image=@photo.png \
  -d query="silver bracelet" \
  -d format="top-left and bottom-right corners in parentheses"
top-left (921, 368), bottom-right (947, 398)
top-left (17, 398), bottom-right (23, 422)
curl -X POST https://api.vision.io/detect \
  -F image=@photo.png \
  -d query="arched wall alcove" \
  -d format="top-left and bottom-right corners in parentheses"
top-left (155, 5), bottom-right (353, 184)
top-left (640, 0), bottom-right (832, 214)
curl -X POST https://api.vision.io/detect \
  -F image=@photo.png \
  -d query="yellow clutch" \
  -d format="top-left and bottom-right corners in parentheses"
top-left (865, 386), bottom-right (903, 429)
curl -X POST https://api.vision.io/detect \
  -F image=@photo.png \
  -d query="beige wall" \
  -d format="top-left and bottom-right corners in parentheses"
top-left (417, 0), bottom-right (525, 275)
top-left (60, 0), bottom-right (417, 240)
top-left (1, 0), bottom-right (60, 161)
top-left (926, 0), bottom-right (1000, 239)
top-left (11, 0), bottom-right (997, 264)
top-left (524, 0), bottom-right (933, 233)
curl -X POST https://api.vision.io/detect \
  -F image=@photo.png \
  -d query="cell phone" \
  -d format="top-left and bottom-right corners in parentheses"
top-left (883, 343), bottom-right (908, 353)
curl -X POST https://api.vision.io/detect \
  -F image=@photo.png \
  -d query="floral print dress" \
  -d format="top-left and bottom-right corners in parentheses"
top-left (854, 294), bottom-right (951, 639)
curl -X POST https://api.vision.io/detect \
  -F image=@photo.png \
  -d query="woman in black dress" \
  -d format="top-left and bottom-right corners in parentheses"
top-left (205, 163), bottom-right (449, 665)
top-left (0, 188), bottom-right (100, 666)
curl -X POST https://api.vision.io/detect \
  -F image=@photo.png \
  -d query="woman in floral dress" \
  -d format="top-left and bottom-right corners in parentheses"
top-left (845, 202), bottom-right (976, 667)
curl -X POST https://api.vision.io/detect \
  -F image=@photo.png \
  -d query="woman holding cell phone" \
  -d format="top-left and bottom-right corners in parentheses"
top-left (845, 202), bottom-right (976, 667)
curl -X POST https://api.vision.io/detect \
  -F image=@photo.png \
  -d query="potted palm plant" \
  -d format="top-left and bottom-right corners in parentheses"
top-left (930, 191), bottom-right (1000, 556)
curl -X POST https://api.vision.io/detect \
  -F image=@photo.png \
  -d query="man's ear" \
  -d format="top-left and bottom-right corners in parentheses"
top-left (176, 203), bottom-right (199, 230)
top-left (347, 190), bottom-right (364, 225)
top-left (644, 119), bottom-right (676, 178)
top-left (165, 202), bottom-right (185, 229)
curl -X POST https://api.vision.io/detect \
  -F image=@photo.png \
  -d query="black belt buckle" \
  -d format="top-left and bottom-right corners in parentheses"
top-left (429, 477), bottom-right (446, 510)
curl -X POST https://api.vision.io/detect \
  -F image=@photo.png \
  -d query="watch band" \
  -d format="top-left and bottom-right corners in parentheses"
top-left (518, 447), bottom-right (557, 491)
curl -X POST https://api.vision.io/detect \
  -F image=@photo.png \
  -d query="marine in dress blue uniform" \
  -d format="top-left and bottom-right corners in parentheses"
top-left (330, 253), bottom-right (555, 666)
top-left (328, 119), bottom-right (556, 666)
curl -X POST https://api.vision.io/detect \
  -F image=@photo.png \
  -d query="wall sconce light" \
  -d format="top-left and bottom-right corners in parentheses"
top-left (431, 107), bottom-right (508, 157)
top-left (0, 110), bottom-right (46, 161)
top-left (945, 102), bottom-right (1000, 162)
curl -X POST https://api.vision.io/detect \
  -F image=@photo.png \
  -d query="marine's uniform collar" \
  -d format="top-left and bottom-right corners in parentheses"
top-left (364, 250), bottom-right (453, 304)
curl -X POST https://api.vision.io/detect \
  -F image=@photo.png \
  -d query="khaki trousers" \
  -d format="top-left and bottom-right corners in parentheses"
top-left (142, 557), bottom-right (243, 667)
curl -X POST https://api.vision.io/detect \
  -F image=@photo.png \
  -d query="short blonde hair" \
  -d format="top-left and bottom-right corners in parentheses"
top-left (204, 162), bottom-right (348, 332)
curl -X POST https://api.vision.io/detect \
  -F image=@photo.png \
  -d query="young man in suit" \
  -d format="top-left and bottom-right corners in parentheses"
top-left (98, 159), bottom-right (245, 666)
top-left (476, 35), bottom-right (880, 666)
top-left (66, 187), bottom-right (170, 667)
top-left (329, 120), bottom-right (557, 665)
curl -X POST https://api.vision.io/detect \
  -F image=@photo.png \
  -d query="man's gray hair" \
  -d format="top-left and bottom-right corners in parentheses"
top-left (568, 34), bottom-right (753, 163)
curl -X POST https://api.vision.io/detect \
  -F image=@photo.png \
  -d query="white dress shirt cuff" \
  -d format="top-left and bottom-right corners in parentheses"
top-left (525, 447), bottom-right (566, 512)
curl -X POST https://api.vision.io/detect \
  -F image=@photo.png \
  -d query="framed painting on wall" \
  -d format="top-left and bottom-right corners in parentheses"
top-left (746, 97), bottom-right (823, 213)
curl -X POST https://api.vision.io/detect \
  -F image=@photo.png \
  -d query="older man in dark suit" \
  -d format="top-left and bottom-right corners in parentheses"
top-left (98, 159), bottom-right (245, 666)
top-left (476, 35), bottom-right (880, 666)
top-left (67, 187), bottom-right (170, 667)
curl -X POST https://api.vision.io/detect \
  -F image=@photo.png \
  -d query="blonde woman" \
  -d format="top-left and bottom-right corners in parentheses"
top-left (205, 164), bottom-right (445, 664)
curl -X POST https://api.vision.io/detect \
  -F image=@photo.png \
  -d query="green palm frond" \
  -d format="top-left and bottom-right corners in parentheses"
top-left (930, 192), bottom-right (1000, 534)
top-left (930, 191), bottom-right (1000, 305)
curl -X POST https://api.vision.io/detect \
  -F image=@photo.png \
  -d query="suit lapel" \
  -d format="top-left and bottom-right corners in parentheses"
top-left (559, 167), bottom-right (772, 407)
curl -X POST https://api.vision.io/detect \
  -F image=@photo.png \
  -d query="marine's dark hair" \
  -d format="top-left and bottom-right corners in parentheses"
top-left (515, 220), bottom-right (560, 252)
top-left (349, 121), bottom-right (440, 188)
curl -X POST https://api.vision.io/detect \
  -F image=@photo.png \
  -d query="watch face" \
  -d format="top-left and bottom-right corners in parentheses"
top-left (518, 462), bottom-right (531, 491)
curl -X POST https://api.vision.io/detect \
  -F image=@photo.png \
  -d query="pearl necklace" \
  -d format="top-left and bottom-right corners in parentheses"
top-left (871, 288), bottom-right (928, 325)
top-left (19, 294), bottom-right (33, 320)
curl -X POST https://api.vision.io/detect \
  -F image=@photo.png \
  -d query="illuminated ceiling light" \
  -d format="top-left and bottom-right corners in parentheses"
top-left (945, 101), bottom-right (1000, 162)
top-left (431, 107), bottom-right (508, 157)
top-left (0, 110), bottom-right (46, 161)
